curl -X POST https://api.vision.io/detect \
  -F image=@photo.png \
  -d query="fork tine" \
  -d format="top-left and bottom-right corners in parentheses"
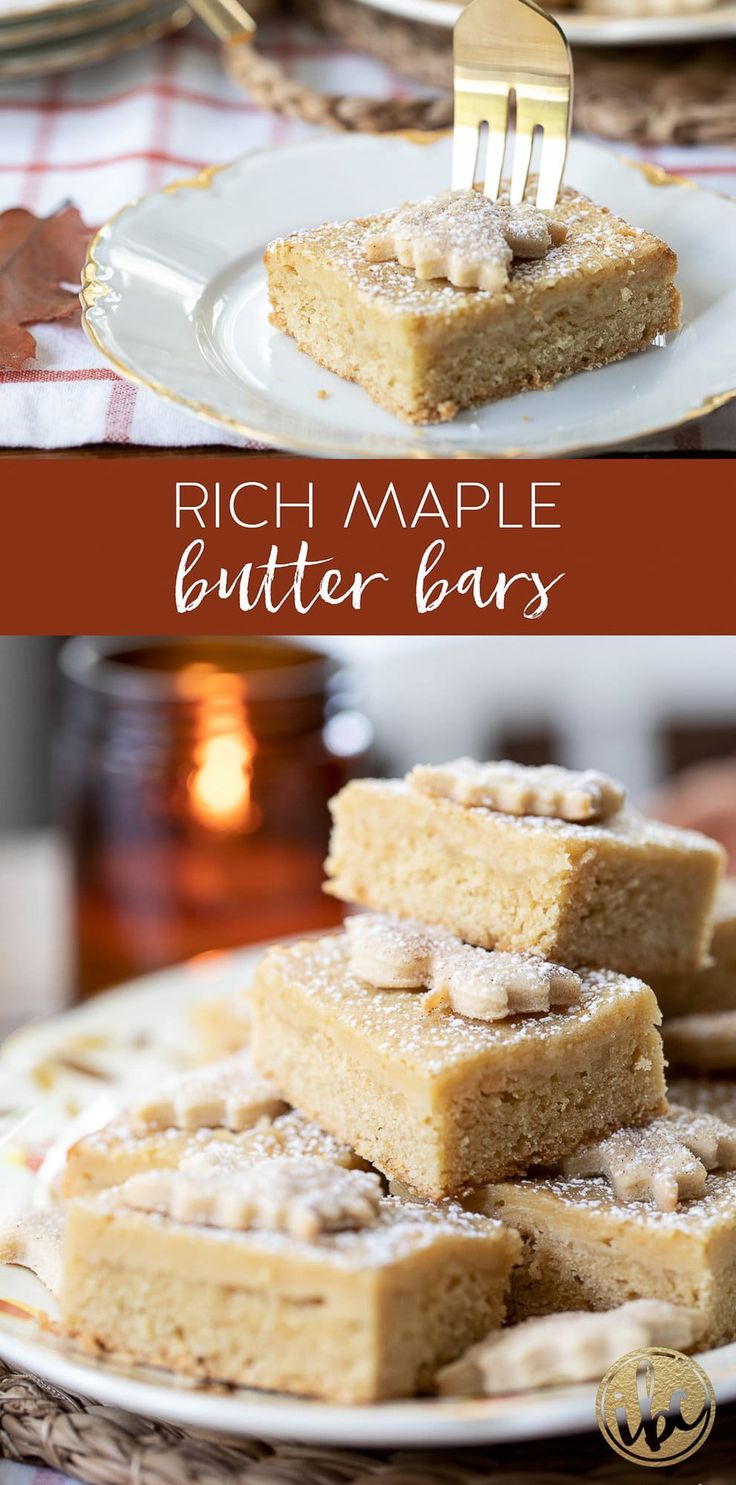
top-left (451, 120), bottom-right (481, 193)
top-left (535, 130), bottom-right (567, 209)
top-left (509, 100), bottom-right (536, 206)
top-left (532, 91), bottom-right (572, 207)
top-left (453, 0), bottom-right (573, 210)
top-left (481, 90), bottom-right (511, 201)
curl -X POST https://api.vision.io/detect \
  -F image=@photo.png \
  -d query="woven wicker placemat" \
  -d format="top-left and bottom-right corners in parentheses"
top-left (2, 1362), bottom-right (736, 1484)
top-left (227, 0), bottom-right (736, 143)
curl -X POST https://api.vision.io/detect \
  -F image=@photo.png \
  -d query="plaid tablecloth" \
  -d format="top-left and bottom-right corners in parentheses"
top-left (1, 17), bottom-right (735, 451)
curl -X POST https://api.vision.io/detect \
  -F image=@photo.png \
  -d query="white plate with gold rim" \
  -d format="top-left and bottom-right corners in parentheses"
top-left (81, 134), bottom-right (736, 459)
top-left (0, 0), bottom-right (190, 75)
top-left (2, 949), bottom-right (736, 1448)
top-left (356, 0), bottom-right (736, 47)
top-left (0, 0), bottom-right (157, 49)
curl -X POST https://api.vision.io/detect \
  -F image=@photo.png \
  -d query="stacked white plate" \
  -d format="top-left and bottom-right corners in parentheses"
top-left (355, 0), bottom-right (736, 46)
top-left (0, 0), bottom-right (190, 78)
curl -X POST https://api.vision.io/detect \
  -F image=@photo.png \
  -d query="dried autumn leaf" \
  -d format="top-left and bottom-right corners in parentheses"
top-left (0, 204), bottom-right (92, 372)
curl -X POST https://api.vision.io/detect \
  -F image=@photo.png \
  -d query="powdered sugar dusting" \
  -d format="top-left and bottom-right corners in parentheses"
top-left (494, 1170), bottom-right (736, 1232)
top-left (71, 1110), bottom-right (358, 1173)
top-left (259, 933), bottom-right (650, 1076)
top-left (90, 1188), bottom-right (504, 1269)
top-left (268, 185), bottom-right (661, 321)
top-left (181, 1111), bottom-right (359, 1172)
top-left (133, 1051), bottom-right (286, 1133)
top-left (669, 1077), bottom-right (736, 1126)
top-left (346, 912), bottom-right (581, 1019)
top-left (560, 1118), bottom-right (711, 1211)
top-left (360, 779), bottom-right (721, 854)
top-left (363, 191), bottom-right (561, 293)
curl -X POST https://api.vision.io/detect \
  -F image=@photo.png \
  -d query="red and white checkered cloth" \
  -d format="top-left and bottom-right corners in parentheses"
top-left (1, 16), bottom-right (735, 451)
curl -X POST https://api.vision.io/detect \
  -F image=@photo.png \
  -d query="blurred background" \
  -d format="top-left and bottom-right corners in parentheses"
top-left (1, 633), bottom-right (735, 1039)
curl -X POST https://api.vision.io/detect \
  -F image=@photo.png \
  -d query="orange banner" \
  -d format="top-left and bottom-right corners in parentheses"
top-left (2, 456), bottom-right (733, 635)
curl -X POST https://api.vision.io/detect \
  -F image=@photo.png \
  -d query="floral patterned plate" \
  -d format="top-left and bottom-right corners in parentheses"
top-left (2, 947), bottom-right (736, 1447)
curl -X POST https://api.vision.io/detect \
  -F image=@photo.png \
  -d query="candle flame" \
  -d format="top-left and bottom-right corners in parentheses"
top-left (184, 670), bottom-right (255, 832)
top-left (189, 733), bottom-right (253, 830)
top-left (179, 664), bottom-right (257, 831)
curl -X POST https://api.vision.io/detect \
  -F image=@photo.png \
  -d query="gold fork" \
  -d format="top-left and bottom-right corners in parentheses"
top-left (186, 0), bottom-right (255, 42)
top-left (452, 0), bottom-right (573, 210)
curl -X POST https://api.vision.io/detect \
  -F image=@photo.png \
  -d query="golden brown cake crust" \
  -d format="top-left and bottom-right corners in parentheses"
top-left (265, 185), bottom-right (681, 423)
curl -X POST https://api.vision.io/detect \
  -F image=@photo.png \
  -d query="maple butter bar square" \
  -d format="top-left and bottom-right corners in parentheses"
top-left (325, 780), bottom-right (723, 976)
top-left (60, 1187), bottom-right (519, 1402)
top-left (264, 186), bottom-right (680, 424)
top-left (249, 934), bottom-right (666, 1199)
top-left (478, 1171), bottom-right (736, 1349)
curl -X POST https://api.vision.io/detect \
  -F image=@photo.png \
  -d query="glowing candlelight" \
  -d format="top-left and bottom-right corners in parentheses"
top-left (188, 730), bottom-right (254, 831)
top-left (181, 666), bottom-right (257, 831)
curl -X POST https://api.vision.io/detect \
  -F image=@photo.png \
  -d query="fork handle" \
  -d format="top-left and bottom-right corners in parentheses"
top-left (187, 0), bottom-right (256, 41)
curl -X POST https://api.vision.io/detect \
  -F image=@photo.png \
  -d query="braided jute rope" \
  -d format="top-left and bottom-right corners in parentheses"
top-left (225, 29), bottom-right (452, 131)
top-left (225, 0), bottom-right (736, 143)
top-left (2, 1362), bottom-right (736, 1484)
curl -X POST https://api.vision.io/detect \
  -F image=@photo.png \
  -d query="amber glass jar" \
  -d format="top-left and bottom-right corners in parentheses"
top-left (57, 638), bottom-right (371, 999)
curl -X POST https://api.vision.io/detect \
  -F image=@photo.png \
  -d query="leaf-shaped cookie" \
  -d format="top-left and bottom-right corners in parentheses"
top-left (364, 192), bottom-right (565, 293)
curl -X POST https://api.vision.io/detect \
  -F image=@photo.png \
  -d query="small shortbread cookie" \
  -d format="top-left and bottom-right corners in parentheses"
top-left (436, 1299), bottom-right (704, 1396)
top-left (408, 759), bottom-right (625, 823)
top-left (190, 992), bottom-right (252, 1062)
top-left (363, 191), bottom-right (565, 293)
top-left (120, 1158), bottom-right (383, 1240)
top-left (0, 1209), bottom-right (64, 1295)
top-left (346, 913), bottom-right (581, 1021)
top-left (560, 1106), bottom-right (736, 1211)
top-left (133, 1051), bottom-right (287, 1132)
top-left (663, 1010), bottom-right (736, 1072)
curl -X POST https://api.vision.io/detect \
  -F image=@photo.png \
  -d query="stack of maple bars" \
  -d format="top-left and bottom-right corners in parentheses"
top-left (15, 759), bottom-right (736, 1403)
